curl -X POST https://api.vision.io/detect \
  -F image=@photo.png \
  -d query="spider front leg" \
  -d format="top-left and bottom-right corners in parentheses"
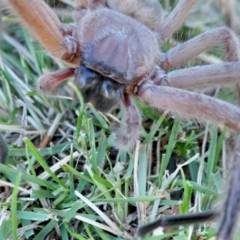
top-left (133, 80), bottom-right (240, 132)
top-left (7, 0), bottom-right (80, 65)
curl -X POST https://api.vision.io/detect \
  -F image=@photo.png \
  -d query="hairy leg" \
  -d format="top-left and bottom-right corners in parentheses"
top-left (39, 68), bottom-right (76, 94)
top-left (156, 62), bottom-right (240, 89)
top-left (112, 94), bottom-right (141, 151)
top-left (218, 0), bottom-right (238, 28)
top-left (106, 0), bottom-right (163, 31)
top-left (137, 209), bottom-right (218, 237)
top-left (7, 0), bottom-right (79, 65)
top-left (75, 0), bottom-right (107, 9)
top-left (157, 0), bottom-right (197, 43)
top-left (134, 81), bottom-right (240, 132)
top-left (160, 27), bottom-right (240, 69)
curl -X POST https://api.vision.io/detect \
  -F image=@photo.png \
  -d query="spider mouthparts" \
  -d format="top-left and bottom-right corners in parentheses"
top-left (75, 65), bottom-right (124, 112)
top-left (101, 78), bottom-right (123, 99)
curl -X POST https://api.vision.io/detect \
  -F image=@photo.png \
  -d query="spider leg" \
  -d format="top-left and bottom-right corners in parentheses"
top-left (218, 0), bottom-right (238, 28)
top-left (112, 94), bottom-right (141, 151)
top-left (156, 62), bottom-right (240, 89)
top-left (160, 27), bottom-right (240, 70)
top-left (39, 68), bottom-right (76, 94)
top-left (137, 209), bottom-right (218, 237)
top-left (217, 136), bottom-right (240, 240)
top-left (75, 0), bottom-right (107, 9)
top-left (7, 0), bottom-right (80, 65)
top-left (133, 81), bottom-right (240, 132)
top-left (157, 0), bottom-right (198, 43)
top-left (106, 0), bottom-right (163, 31)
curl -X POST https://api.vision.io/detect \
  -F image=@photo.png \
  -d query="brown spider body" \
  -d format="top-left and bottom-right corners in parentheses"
top-left (73, 7), bottom-right (159, 112)
top-left (6, 0), bottom-right (240, 239)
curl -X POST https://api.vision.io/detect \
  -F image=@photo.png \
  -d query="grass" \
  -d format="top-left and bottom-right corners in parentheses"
top-left (0, 0), bottom-right (238, 239)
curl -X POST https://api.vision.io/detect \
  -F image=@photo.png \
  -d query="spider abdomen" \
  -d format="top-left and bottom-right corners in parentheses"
top-left (77, 8), bottom-right (159, 84)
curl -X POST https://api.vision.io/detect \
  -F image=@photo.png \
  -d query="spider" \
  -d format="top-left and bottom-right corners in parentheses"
top-left (6, 0), bottom-right (240, 239)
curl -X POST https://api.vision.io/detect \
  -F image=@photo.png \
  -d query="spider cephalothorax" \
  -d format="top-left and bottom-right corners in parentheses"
top-left (6, 0), bottom-right (240, 239)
